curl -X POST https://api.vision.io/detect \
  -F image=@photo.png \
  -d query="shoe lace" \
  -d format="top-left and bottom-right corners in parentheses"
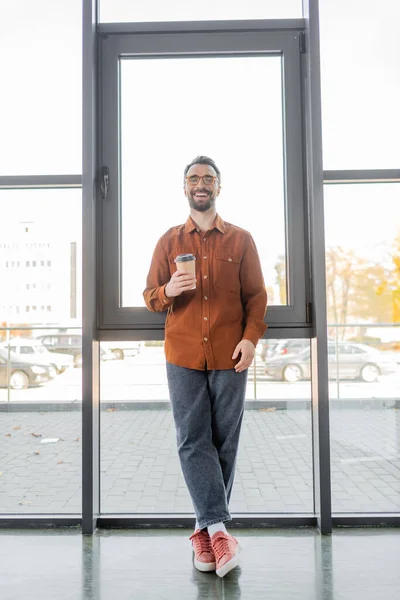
top-left (212, 534), bottom-right (233, 561)
top-left (190, 530), bottom-right (212, 555)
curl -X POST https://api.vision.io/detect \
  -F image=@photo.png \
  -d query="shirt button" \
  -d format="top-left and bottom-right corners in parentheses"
top-left (204, 317), bottom-right (208, 321)
top-left (228, 258), bottom-right (232, 262)
top-left (204, 296), bottom-right (208, 300)
top-left (203, 238), bottom-right (206, 242)
top-left (203, 256), bottom-right (207, 259)
top-left (203, 275), bottom-right (207, 279)
top-left (204, 337), bottom-right (208, 342)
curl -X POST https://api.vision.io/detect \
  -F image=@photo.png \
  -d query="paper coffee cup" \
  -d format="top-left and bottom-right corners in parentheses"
top-left (175, 254), bottom-right (196, 289)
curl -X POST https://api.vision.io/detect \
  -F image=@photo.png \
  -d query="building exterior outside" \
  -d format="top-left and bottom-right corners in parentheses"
top-left (0, 220), bottom-right (81, 334)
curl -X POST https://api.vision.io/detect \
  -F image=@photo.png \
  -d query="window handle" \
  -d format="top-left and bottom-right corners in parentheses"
top-left (100, 166), bottom-right (110, 199)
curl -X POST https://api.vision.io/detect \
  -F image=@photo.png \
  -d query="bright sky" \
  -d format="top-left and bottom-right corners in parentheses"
top-left (0, 0), bottom-right (399, 316)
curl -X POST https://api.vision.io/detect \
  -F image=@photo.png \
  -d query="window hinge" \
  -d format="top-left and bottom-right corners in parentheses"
top-left (299, 31), bottom-right (306, 54)
top-left (306, 302), bottom-right (312, 324)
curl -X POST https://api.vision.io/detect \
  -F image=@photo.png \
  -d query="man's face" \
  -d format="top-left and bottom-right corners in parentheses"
top-left (184, 164), bottom-right (221, 212)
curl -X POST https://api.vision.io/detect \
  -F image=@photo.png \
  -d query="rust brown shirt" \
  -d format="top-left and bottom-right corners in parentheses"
top-left (143, 214), bottom-right (268, 370)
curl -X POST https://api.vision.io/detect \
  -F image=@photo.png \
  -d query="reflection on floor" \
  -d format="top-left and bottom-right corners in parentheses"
top-left (1, 528), bottom-right (400, 599)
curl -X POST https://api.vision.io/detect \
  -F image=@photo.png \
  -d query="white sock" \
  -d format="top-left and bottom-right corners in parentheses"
top-left (207, 522), bottom-right (227, 537)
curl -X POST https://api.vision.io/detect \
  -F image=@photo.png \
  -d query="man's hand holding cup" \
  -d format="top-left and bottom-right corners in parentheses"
top-left (165, 270), bottom-right (196, 298)
top-left (165, 254), bottom-right (197, 298)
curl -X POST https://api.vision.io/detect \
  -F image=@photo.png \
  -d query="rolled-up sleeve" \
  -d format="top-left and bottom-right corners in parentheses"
top-left (143, 237), bottom-right (174, 312)
top-left (240, 234), bottom-right (268, 345)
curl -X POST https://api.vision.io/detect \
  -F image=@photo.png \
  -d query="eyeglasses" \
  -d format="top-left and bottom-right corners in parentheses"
top-left (186, 175), bottom-right (218, 186)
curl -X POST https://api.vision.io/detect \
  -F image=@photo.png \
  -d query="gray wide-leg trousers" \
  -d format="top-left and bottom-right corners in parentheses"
top-left (166, 362), bottom-right (248, 530)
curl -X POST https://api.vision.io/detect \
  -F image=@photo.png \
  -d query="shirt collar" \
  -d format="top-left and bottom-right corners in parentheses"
top-left (184, 214), bottom-right (226, 234)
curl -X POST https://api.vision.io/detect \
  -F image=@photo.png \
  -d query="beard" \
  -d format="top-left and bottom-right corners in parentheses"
top-left (188, 191), bottom-right (215, 212)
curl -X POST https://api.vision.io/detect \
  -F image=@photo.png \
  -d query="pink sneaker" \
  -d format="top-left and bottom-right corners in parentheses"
top-left (190, 529), bottom-right (216, 572)
top-left (210, 531), bottom-right (240, 578)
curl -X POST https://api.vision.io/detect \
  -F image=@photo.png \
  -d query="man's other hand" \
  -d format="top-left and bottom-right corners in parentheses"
top-left (165, 271), bottom-right (196, 298)
top-left (232, 339), bottom-right (255, 373)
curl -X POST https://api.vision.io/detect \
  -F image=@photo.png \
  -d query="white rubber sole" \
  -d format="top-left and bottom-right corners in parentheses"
top-left (216, 546), bottom-right (241, 578)
top-left (193, 556), bottom-right (216, 572)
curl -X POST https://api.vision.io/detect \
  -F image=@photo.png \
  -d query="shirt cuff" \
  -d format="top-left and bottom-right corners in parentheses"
top-left (160, 284), bottom-right (174, 308)
top-left (243, 324), bottom-right (268, 348)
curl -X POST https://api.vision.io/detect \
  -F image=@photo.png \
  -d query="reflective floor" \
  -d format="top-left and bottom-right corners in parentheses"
top-left (0, 528), bottom-right (399, 599)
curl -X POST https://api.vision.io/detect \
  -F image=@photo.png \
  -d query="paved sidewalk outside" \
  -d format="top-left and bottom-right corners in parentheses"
top-left (1, 407), bottom-right (399, 515)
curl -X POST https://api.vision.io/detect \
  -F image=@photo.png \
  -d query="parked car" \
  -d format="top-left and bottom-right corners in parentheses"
top-left (0, 348), bottom-right (55, 389)
top-left (264, 341), bottom-right (399, 383)
top-left (258, 340), bottom-right (280, 362)
top-left (36, 332), bottom-right (115, 367)
top-left (269, 339), bottom-right (310, 358)
top-left (0, 337), bottom-right (74, 374)
top-left (101, 341), bottom-right (142, 360)
top-left (259, 339), bottom-right (310, 362)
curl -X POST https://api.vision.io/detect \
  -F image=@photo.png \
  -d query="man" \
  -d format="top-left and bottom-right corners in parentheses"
top-left (143, 156), bottom-right (267, 577)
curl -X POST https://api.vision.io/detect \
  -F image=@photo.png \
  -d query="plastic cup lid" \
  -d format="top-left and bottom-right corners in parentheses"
top-left (175, 254), bottom-right (196, 262)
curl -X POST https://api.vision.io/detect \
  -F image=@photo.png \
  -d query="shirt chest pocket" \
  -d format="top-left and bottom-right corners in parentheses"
top-left (215, 250), bottom-right (241, 295)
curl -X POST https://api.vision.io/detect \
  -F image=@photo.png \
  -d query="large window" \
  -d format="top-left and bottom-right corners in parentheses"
top-left (319, 0), bottom-right (400, 516)
top-left (324, 184), bottom-right (400, 512)
top-left (320, 0), bottom-right (400, 515)
top-left (2, 0), bottom-right (398, 529)
top-left (0, 1), bottom-right (82, 519)
top-left (0, 190), bottom-right (82, 514)
top-left (100, 27), bottom-right (308, 329)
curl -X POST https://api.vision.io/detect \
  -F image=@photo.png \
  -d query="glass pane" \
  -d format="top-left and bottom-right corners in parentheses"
top-left (121, 56), bottom-right (287, 307)
top-left (0, 189), bottom-right (82, 328)
top-left (324, 184), bottom-right (400, 327)
top-left (100, 0), bottom-right (302, 22)
top-left (325, 183), bottom-right (400, 513)
top-left (319, 0), bottom-right (400, 168)
top-left (100, 340), bottom-right (313, 514)
top-left (0, 1), bottom-right (82, 175)
top-left (0, 189), bottom-right (82, 514)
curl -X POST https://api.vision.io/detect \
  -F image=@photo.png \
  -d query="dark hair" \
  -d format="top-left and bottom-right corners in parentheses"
top-left (184, 156), bottom-right (221, 183)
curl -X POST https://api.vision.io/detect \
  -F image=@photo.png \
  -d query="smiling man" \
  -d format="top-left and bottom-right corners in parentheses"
top-left (143, 156), bottom-right (267, 577)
